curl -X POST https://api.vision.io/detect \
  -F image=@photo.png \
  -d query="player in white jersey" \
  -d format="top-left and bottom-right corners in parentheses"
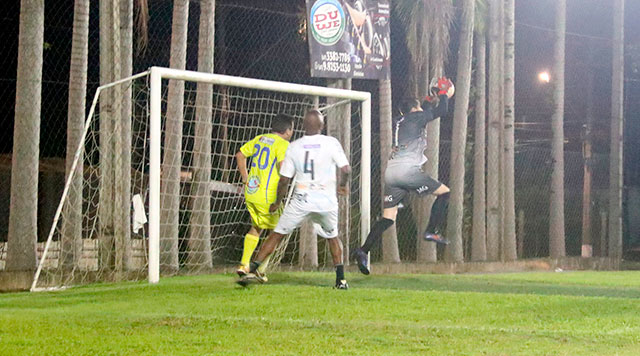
top-left (237, 109), bottom-right (352, 289)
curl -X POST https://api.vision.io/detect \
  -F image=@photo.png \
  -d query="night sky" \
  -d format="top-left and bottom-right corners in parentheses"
top-left (0, 0), bottom-right (638, 184)
top-left (513, 0), bottom-right (640, 185)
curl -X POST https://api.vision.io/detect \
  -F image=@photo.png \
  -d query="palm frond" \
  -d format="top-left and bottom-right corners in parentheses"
top-left (428, 0), bottom-right (454, 76)
top-left (134, 0), bottom-right (149, 55)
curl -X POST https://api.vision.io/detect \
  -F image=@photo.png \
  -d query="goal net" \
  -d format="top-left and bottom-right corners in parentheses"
top-left (32, 68), bottom-right (371, 291)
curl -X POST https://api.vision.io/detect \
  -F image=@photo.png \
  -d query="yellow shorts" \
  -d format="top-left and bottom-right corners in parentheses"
top-left (246, 201), bottom-right (282, 230)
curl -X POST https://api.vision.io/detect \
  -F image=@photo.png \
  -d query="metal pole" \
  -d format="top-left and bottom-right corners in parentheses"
top-left (148, 68), bottom-right (162, 284)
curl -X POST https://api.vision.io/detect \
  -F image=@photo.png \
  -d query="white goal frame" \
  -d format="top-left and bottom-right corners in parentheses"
top-left (32, 67), bottom-right (371, 289)
top-left (148, 67), bottom-right (372, 283)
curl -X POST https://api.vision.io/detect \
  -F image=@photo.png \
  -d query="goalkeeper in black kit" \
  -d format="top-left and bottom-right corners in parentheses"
top-left (353, 77), bottom-right (455, 275)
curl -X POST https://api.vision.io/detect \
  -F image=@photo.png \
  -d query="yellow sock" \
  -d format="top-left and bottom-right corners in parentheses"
top-left (257, 254), bottom-right (271, 274)
top-left (240, 234), bottom-right (260, 267)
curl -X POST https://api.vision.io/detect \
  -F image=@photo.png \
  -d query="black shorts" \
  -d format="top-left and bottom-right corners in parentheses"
top-left (383, 164), bottom-right (442, 208)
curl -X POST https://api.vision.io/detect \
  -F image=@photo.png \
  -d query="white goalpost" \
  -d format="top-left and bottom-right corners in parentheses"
top-left (32, 67), bottom-right (371, 291)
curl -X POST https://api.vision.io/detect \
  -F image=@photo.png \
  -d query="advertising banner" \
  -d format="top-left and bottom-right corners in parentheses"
top-left (306, 0), bottom-right (390, 79)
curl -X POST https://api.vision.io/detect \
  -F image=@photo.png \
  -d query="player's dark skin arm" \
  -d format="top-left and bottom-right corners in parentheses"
top-left (254, 176), bottom-right (291, 264)
top-left (235, 151), bottom-right (249, 184)
top-left (337, 165), bottom-right (351, 195)
top-left (269, 176), bottom-right (291, 213)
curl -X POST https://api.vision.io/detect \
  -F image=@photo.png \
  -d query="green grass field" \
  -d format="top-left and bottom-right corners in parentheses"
top-left (2, 271), bottom-right (640, 355)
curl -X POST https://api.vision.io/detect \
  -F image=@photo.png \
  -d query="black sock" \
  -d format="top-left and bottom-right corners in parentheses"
top-left (335, 264), bottom-right (345, 283)
top-left (426, 192), bottom-right (450, 234)
top-left (249, 261), bottom-right (261, 273)
top-left (361, 218), bottom-right (394, 253)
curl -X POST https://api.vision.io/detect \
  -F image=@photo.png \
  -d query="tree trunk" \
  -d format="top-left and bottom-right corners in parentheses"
top-left (486, 0), bottom-right (501, 261)
top-left (379, 78), bottom-right (400, 263)
top-left (549, 0), bottom-right (566, 258)
top-left (217, 11), bottom-right (231, 184)
top-left (109, 0), bottom-right (124, 274)
top-left (97, 0), bottom-right (123, 271)
top-left (414, 29), bottom-right (435, 263)
top-left (421, 38), bottom-right (446, 263)
top-left (6, 0), bottom-right (44, 272)
top-left (299, 222), bottom-right (318, 268)
top-left (61, 0), bottom-right (89, 271)
top-left (160, 0), bottom-right (189, 272)
top-left (444, 0), bottom-right (475, 262)
top-left (299, 97), bottom-right (320, 268)
top-left (582, 49), bottom-right (595, 258)
top-left (339, 80), bottom-right (352, 264)
top-left (608, 0), bottom-right (624, 259)
top-left (517, 209), bottom-right (525, 257)
top-left (497, 0), bottom-right (505, 261)
top-left (502, 0), bottom-right (517, 261)
top-left (118, 0), bottom-right (133, 271)
top-left (410, 1), bottom-right (453, 263)
top-left (408, 11), bottom-right (420, 98)
top-left (98, 0), bottom-right (114, 269)
top-left (600, 209), bottom-right (608, 256)
top-left (187, 0), bottom-right (215, 270)
top-left (327, 79), bottom-right (352, 264)
top-left (471, 30), bottom-right (487, 262)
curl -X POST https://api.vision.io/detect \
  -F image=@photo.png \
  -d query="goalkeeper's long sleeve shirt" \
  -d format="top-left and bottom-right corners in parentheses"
top-left (389, 95), bottom-right (449, 167)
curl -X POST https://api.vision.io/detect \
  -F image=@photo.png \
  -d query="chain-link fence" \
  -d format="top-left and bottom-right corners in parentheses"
top-left (1, 0), bottom-right (634, 273)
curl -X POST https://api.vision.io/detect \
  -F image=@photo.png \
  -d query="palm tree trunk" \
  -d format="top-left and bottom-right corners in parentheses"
top-left (486, 0), bottom-right (501, 261)
top-left (61, 0), bottom-right (89, 271)
top-left (118, 0), bottom-right (133, 270)
top-left (608, 0), bottom-right (625, 258)
top-left (379, 78), bottom-right (400, 263)
top-left (502, 0), bottom-right (517, 261)
top-left (396, 0), bottom-right (452, 263)
top-left (412, 1), bottom-right (453, 263)
top-left (413, 21), bottom-right (435, 263)
top-left (109, 0), bottom-right (124, 273)
top-left (299, 222), bottom-right (318, 267)
top-left (98, 0), bottom-right (114, 269)
top-left (187, 0), bottom-right (215, 270)
top-left (444, 0), bottom-right (475, 262)
top-left (581, 66), bottom-right (594, 258)
top-left (216, 7), bottom-right (230, 184)
top-left (414, 28), bottom-right (436, 263)
top-left (339, 80), bottom-right (352, 264)
top-left (471, 30), bottom-right (487, 262)
top-left (600, 209), bottom-right (608, 256)
top-left (327, 79), bottom-right (352, 264)
top-left (98, 0), bottom-right (122, 270)
top-left (6, 0), bottom-right (44, 272)
top-left (549, 0), bottom-right (566, 258)
top-left (418, 35), bottom-right (447, 263)
top-left (300, 97), bottom-right (320, 268)
top-left (160, 0), bottom-right (189, 272)
top-left (497, 0), bottom-right (505, 260)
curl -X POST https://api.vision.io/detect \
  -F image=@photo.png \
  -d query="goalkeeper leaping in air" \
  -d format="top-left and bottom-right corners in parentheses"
top-left (235, 114), bottom-right (295, 281)
top-left (353, 77), bottom-right (455, 275)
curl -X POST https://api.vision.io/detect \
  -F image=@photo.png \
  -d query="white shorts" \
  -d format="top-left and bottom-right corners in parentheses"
top-left (273, 199), bottom-right (338, 239)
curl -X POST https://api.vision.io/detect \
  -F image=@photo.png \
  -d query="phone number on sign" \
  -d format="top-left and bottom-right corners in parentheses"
top-left (314, 61), bottom-right (351, 73)
top-left (321, 51), bottom-right (350, 63)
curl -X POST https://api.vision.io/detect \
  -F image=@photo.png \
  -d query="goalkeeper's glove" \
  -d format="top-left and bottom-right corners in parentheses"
top-left (429, 77), bottom-right (455, 98)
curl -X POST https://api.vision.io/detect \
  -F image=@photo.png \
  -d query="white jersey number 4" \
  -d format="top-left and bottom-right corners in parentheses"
top-left (303, 151), bottom-right (315, 180)
top-left (280, 134), bottom-right (349, 212)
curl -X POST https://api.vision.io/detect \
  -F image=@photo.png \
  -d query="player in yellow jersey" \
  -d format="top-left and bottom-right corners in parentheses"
top-left (235, 114), bottom-right (295, 279)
